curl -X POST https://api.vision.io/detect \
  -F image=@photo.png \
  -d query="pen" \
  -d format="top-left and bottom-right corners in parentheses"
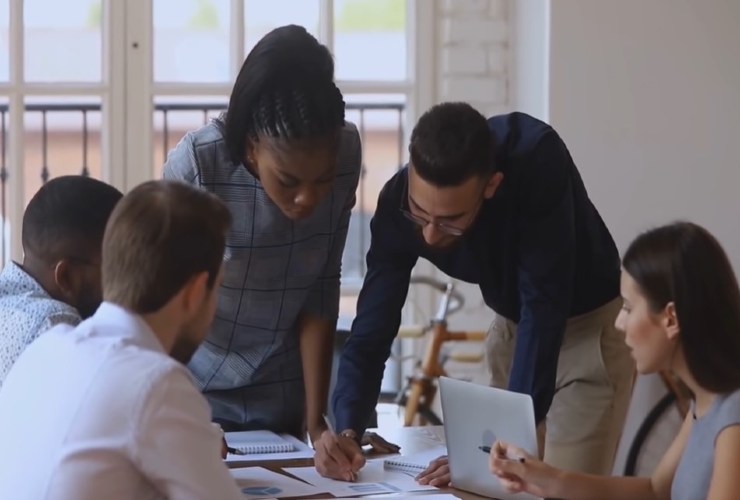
top-left (478, 445), bottom-right (526, 463)
top-left (322, 414), bottom-right (336, 435)
top-left (227, 446), bottom-right (245, 456)
top-left (213, 422), bottom-right (245, 457)
top-left (323, 414), bottom-right (358, 482)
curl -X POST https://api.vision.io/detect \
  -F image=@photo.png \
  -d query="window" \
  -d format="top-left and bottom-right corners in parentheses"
top-left (0, 1), bottom-right (422, 314)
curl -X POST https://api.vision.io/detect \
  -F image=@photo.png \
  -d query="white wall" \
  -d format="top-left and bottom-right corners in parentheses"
top-left (513, 0), bottom-right (740, 474)
top-left (548, 0), bottom-right (740, 272)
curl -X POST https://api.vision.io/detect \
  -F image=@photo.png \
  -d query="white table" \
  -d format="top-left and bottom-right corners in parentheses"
top-left (228, 425), bottom-right (488, 499)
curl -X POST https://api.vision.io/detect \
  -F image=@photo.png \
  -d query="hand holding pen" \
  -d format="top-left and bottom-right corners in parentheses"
top-left (478, 444), bottom-right (526, 463)
top-left (487, 440), bottom-right (555, 498)
top-left (314, 414), bottom-right (364, 482)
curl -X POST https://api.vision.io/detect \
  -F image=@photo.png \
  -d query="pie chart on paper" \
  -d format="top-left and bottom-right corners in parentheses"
top-left (241, 486), bottom-right (283, 496)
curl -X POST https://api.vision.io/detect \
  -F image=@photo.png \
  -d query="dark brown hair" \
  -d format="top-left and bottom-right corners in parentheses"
top-left (409, 102), bottom-right (494, 187)
top-left (623, 221), bottom-right (740, 393)
top-left (102, 180), bottom-right (231, 314)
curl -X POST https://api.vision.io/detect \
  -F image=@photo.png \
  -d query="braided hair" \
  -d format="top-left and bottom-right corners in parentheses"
top-left (223, 25), bottom-right (346, 164)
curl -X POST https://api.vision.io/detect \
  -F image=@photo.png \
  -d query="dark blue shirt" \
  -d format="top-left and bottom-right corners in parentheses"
top-left (333, 112), bottom-right (620, 432)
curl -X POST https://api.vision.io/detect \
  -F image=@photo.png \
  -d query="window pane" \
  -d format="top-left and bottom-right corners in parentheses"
top-left (154, 0), bottom-right (231, 82)
top-left (343, 94), bottom-right (407, 280)
top-left (24, 0), bottom-right (102, 82)
top-left (23, 97), bottom-right (103, 208)
top-left (244, 0), bottom-right (320, 56)
top-left (153, 95), bottom-right (227, 177)
top-left (0, 0), bottom-right (8, 81)
top-left (334, 0), bottom-right (406, 81)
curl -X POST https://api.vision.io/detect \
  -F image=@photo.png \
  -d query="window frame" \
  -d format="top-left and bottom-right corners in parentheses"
top-left (0, 0), bottom-right (435, 293)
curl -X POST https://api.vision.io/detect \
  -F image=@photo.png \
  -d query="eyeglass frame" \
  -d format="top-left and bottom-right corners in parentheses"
top-left (399, 183), bottom-right (485, 237)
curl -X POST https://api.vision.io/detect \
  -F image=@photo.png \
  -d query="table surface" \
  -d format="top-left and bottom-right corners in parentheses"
top-left (227, 425), bottom-right (489, 499)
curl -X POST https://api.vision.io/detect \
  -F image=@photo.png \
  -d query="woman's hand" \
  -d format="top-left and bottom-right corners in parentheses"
top-left (489, 441), bottom-right (561, 499)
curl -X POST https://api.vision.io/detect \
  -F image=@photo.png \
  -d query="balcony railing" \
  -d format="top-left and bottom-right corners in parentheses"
top-left (0, 101), bottom-right (406, 277)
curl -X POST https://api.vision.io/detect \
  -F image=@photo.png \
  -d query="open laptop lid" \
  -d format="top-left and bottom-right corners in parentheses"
top-left (439, 376), bottom-right (541, 500)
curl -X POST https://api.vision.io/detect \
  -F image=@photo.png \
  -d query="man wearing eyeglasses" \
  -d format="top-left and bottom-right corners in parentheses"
top-left (316, 102), bottom-right (635, 484)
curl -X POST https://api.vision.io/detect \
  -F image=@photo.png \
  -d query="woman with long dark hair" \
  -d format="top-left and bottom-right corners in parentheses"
top-left (489, 221), bottom-right (740, 500)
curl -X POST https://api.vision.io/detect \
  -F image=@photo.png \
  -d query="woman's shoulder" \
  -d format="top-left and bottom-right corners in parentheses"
top-left (337, 121), bottom-right (361, 165)
top-left (335, 121), bottom-right (362, 187)
top-left (187, 119), bottom-right (227, 149)
top-left (717, 388), bottom-right (740, 418)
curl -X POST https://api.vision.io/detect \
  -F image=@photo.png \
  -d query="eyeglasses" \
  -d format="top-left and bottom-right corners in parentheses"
top-left (400, 209), bottom-right (467, 236)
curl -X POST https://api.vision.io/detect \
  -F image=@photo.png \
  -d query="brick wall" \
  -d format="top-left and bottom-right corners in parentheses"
top-left (436, 0), bottom-right (511, 115)
top-left (428, 0), bottom-right (513, 333)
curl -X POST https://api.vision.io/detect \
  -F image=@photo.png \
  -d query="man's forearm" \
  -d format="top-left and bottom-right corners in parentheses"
top-left (298, 313), bottom-right (334, 443)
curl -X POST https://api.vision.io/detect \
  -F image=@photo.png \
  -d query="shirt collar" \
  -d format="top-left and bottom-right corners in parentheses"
top-left (90, 302), bottom-right (168, 355)
top-left (0, 261), bottom-right (49, 296)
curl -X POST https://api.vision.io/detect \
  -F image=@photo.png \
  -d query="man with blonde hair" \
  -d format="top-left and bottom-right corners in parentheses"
top-left (0, 180), bottom-right (244, 499)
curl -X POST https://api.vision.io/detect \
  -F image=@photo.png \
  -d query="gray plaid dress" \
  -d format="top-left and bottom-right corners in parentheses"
top-left (163, 119), bottom-right (361, 435)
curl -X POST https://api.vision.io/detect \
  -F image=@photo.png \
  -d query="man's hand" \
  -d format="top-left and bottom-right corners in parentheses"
top-left (361, 431), bottom-right (401, 454)
top-left (416, 455), bottom-right (451, 487)
top-left (314, 430), bottom-right (366, 482)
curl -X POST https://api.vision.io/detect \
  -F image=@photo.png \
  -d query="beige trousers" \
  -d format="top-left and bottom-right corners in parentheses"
top-left (486, 297), bottom-right (635, 474)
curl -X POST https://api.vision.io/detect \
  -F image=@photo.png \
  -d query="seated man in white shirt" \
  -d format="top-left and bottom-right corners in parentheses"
top-left (0, 180), bottom-right (244, 500)
top-left (0, 176), bottom-right (122, 386)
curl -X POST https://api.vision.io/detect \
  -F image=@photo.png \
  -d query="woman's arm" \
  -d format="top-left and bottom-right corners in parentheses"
top-left (707, 425), bottom-right (740, 499)
top-left (491, 410), bottom-right (694, 500)
top-left (298, 313), bottom-right (335, 443)
top-left (300, 125), bottom-right (363, 442)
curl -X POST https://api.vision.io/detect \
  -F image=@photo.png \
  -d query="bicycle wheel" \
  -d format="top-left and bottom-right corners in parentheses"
top-left (623, 392), bottom-right (684, 476)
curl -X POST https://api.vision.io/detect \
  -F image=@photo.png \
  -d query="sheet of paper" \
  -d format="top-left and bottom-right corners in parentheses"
top-left (284, 461), bottom-right (438, 498)
top-left (225, 433), bottom-right (315, 463)
top-left (230, 466), bottom-right (326, 499)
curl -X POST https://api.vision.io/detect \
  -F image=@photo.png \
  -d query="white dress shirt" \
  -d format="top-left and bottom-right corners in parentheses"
top-left (0, 302), bottom-right (244, 500)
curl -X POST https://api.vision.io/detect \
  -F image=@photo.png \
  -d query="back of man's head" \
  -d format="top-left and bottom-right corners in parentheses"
top-left (101, 180), bottom-right (232, 315)
top-left (22, 176), bottom-right (123, 263)
top-left (409, 102), bottom-right (495, 186)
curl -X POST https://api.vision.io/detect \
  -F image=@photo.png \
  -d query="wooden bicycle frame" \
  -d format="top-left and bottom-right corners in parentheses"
top-left (402, 319), bottom-right (486, 426)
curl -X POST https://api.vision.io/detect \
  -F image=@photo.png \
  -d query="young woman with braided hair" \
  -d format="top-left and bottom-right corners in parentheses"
top-left (163, 25), bottom-right (394, 454)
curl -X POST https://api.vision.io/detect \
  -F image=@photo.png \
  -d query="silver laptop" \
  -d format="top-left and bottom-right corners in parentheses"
top-left (439, 376), bottom-right (541, 500)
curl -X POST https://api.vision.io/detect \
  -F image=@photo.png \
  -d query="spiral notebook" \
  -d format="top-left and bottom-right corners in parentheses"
top-left (382, 446), bottom-right (447, 474)
top-left (226, 430), bottom-right (298, 454)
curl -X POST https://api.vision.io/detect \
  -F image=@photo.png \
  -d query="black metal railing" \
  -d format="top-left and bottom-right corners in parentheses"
top-left (0, 101), bottom-right (405, 276)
